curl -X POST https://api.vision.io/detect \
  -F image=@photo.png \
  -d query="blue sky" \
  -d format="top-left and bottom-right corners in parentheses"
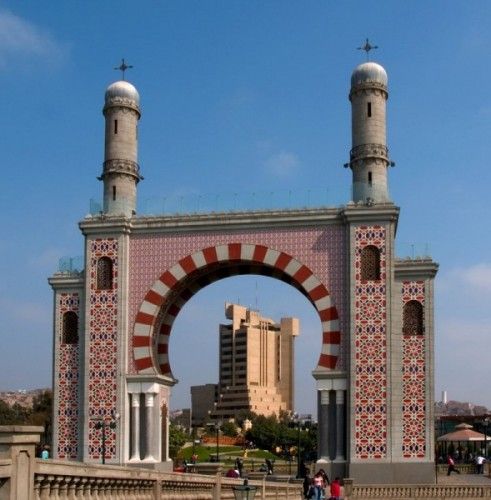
top-left (1, 2), bottom-right (491, 414)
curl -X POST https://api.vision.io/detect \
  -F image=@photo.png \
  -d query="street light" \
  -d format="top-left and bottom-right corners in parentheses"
top-left (484, 417), bottom-right (490, 459)
top-left (232, 479), bottom-right (257, 500)
top-left (215, 420), bottom-right (222, 462)
top-left (93, 413), bottom-right (119, 465)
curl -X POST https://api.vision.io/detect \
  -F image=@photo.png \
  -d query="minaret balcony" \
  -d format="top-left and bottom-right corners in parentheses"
top-left (350, 143), bottom-right (389, 163)
top-left (100, 159), bottom-right (142, 181)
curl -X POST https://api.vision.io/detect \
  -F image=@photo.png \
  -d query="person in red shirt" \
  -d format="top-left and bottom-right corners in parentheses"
top-left (447, 455), bottom-right (460, 476)
top-left (330, 477), bottom-right (341, 500)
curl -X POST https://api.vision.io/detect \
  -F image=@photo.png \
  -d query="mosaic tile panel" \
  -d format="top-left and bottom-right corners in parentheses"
top-left (57, 293), bottom-right (79, 459)
top-left (128, 226), bottom-right (347, 374)
top-left (354, 225), bottom-right (387, 459)
top-left (88, 238), bottom-right (118, 460)
top-left (402, 281), bottom-right (426, 458)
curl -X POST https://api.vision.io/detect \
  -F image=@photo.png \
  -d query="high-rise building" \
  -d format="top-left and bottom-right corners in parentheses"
top-left (212, 303), bottom-right (298, 420)
top-left (190, 384), bottom-right (218, 426)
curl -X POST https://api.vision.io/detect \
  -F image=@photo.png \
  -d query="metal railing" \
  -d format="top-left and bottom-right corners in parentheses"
top-left (57, 256), bottom-right (84, 273)
top-left (89, 186), bottom-right (348, 217)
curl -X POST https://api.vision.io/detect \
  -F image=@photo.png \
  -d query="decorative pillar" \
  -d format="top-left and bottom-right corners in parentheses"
top-left (130, 393), bottom-right (140, 461)
top-left (335, 389), bottom-right (346, 461)
top-left (0, 426), bottom-right (43, 500)
top-left (318, 390), bottom-right (330, 460)
top-left (143, 393), bottom-right (155, 461)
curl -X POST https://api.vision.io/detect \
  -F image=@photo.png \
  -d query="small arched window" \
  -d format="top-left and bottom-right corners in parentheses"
top-left (62, 311), bottom-right (79, 344)
top-left (360, 245), bottom-right (381, 281)
top-left (97, 257), bottom-right (113, 290)
top-left (403, 300), bottom-right (424, 335)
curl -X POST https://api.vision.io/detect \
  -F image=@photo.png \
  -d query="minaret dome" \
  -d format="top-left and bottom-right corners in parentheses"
top-left (100, 79), bottom-right (142, 217)
top-left (351, 61), bottom-right (388, 88)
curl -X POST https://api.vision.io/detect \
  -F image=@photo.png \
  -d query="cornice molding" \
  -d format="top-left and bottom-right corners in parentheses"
top-left (48, 274), bottom-right (85, 289)
top-left (395, 259), bottom-right (439, 279)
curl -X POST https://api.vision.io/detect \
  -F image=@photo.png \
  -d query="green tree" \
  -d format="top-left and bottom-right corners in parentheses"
top-left (221, 420), bottom-right (238, 437)
top-left (245, 414), bottom-right (279, 451)
top-left (168, 424), bottom-right (188, 459)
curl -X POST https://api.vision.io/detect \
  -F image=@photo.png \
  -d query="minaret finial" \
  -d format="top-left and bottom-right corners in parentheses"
top-left (114, 58), bottom-right (133, 80)
top-left (357, 38), bottom-right (378, 61)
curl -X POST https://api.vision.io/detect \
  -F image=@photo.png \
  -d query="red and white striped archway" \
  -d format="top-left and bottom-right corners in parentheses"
top-left (132, 243), bottom-right (340, 376)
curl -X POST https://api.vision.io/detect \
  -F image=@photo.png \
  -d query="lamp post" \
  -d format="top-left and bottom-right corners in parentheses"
top-left (232, 479), bottom-right (257, 499)
top-left (297, 418), bottom-right (301, 479)
top-left (215, 420), bottom-right (222, 462)
top-left (484, 417), bottom-right (490, 459)
top-left (94, 413), bottom-right (119, 465)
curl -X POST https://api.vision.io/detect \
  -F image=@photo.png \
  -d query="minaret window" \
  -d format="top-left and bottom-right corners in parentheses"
top-left (360, 245), bottom-right (380, 281)
top-left (97, 257), bottom-right (113, 290)
top-left (403, 300), bottom-right (424, 335)
top-left (113, 186), bottom-right (117, 201)
top-left (62, 311), bottom-right (78, 344)
top-left (367, 102), bottom-right (372, 117)
top-left (114, 119), bottom-right (118, 134)
top-left (368, 172), bottom-right (373, 185)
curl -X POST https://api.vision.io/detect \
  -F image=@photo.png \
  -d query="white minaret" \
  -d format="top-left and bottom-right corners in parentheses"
top-left (348, 56), bottom-right (392, 204)
top-left (99, 75), bottom-right (142, 216)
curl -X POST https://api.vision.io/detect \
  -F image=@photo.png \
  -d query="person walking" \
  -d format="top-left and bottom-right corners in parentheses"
top-left (476, 454), bottom-right (485, 474)
top-left (311, 472), bottom-right (326, 500)
top-left (330, 477), bottom-right (341, 500)
top-left (447, 455), bottom-right (460, 475)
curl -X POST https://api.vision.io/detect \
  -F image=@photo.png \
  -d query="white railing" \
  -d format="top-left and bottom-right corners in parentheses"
top-left (0, 426), bottom-right (301, 499)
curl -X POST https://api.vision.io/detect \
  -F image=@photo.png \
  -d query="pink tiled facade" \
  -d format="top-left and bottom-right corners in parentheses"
top-left (354, 225), bottom-right (387, 459)
top-left (128, 226), bottom-right (347, 374)
top-left (87, 238), bottom-right (118, 460)
top-left (57, 293), bottom-right (80, 459)
top-left (402, 281), bottom-right (426, 458)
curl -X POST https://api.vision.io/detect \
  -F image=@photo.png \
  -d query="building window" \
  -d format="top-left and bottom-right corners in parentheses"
top-left (360, 245), bottom-right (380, 281)
top-left (403, 300), bottom-right (424, 335)
top-left (112, 186), bottom-right (116, 201)
top-left (62, 311), bottom-right (78, 344)
top-left (368, 171), bottom-right (372, 185)
top-left (97, 257), bottom-right (113, 290)
top-left (367, 102), bottom-right (372, 117)
top-left (114, 119), bottom-right (118, 134)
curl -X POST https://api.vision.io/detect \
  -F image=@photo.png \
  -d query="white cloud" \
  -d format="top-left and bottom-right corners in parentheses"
top-left (0, 9), bottom-right (67, 67)
top-left (438, 263), bottom-right (491, 295)
top-left (458, 263), bottom-right (491, 292)
top-left (435, 262), bottom-right (491, 408)
top-left (264, 151), bottom-right (300, 177)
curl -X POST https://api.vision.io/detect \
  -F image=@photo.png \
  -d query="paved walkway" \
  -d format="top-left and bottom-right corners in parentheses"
top-left (437, 472), bottom-right (491, 485)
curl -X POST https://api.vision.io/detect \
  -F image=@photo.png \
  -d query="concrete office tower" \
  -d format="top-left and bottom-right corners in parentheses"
top-left (213, 303), bottom-right (299, 420)
top-left (349, 62), bottom-right (391, 204)
top-left (100, 80), bottom-right (142, 216)
top-left (191, 384), bottom-right (218, 426)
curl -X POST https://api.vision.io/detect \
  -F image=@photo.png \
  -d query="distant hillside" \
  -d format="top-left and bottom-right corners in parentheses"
top-left (436, 399), bottom-right (488, 416)
top-left (0, 388), bottom-right (50, 409)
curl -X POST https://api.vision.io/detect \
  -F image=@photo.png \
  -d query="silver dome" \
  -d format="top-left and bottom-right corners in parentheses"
top-left (105, 80), bottom-right (140, 106)
top-left (351, 62), bottom-right (388, 88)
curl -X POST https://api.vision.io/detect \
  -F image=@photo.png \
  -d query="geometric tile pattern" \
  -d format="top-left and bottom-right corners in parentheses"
top-left (132, 243), bottom-right (340, 376)
top-left (57, 292), bottom-right (80, 459)
top-left (402, 281), bottom-right (426, 458)
top-left (88, 238), bottom-right (118, 460)
top-left (128, 226), bottom-right (347, 374)
top-left (354, 225), bottom-right (387, 459)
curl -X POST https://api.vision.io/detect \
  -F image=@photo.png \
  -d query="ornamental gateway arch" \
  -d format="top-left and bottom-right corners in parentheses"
top-left (49, 57), bottom-right (437, 484)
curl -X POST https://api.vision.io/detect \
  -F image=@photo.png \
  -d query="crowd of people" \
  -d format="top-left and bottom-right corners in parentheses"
top-left (302, 467), bottom-right (341, 500)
